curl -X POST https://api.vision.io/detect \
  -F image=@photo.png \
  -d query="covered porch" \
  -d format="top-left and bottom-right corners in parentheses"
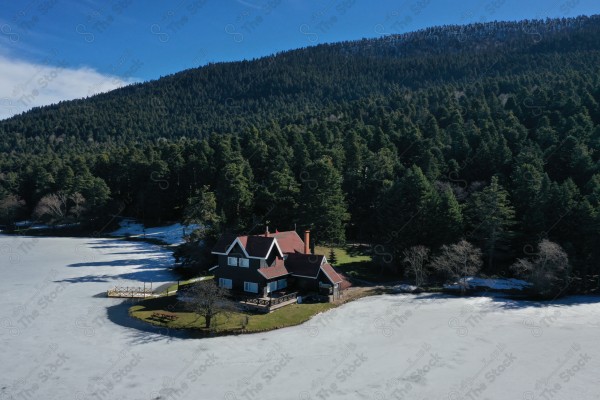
top-left (233, 290), bottom-right (298, 313)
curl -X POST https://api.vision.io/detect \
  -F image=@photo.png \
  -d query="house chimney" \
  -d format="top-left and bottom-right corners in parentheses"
top-left (265, 225), bottom-right (270, 237)
top-left (304, 230), bottom-right (310, 254)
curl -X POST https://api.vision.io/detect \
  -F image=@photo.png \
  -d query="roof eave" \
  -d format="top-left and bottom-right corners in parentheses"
top-left (290, 272), bottom-right (319, 279)
top-left (257, 269), bottom-right (290, 280)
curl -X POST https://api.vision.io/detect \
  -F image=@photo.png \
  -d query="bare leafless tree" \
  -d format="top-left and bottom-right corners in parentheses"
top-left (511, 239), bottom-right (570, 298)
top-left (182, 280), bottom-right (236, 329)
top-left (403, 245), bottom-right (430, 288)
top-left (431, 240), bottom-right (483, 294)
top-left (70, 192), bottom-right (87, 219)
top-left (33, 192), bottom-right (68, 221)
top-left (32, 192), bottom-right (89, 222)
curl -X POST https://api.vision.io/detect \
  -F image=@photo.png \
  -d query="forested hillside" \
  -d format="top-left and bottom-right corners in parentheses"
top-left (1, 16), bottom-right (599, 289)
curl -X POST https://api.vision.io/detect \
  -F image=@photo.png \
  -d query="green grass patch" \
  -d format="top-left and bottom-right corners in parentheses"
top-left (244, 303), bottom-right (335, 331)
top-left (315, 244), bottom-right (371, 265)
top-left (341, 261), bottom-right (389, 282)
top-left (315, 244), bottom-right (396, 283)
top-left (129, 295), bottom-right (335, 333)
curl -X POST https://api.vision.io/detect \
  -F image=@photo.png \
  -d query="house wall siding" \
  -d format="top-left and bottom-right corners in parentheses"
top-left (290, 276), bottom-right (319, 291)
top-left (228, 243), bottom-right (245, 259)
top-left (216, 253), bottom-right (266, 293)
top-left (266, 251), bottom-right (277, 266)
top-left (317, 270), bottom-right (332, 286)
top-left (250, 258), bottom-right (262, 269)
top-left (215, 265), bottom-right (266, 292)
top-left (213, 235), bottom-right (339, 297)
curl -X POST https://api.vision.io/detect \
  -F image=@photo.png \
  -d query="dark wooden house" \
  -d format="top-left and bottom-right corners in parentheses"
top-left (210, 229), bottom-right (346, 298)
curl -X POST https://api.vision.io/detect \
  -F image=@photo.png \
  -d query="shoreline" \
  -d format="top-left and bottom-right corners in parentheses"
top-left (3, 231), bottom-right (585, 340)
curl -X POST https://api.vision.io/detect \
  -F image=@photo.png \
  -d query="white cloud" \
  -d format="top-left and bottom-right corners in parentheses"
top-left (0, 55), bottom-right (136, 119)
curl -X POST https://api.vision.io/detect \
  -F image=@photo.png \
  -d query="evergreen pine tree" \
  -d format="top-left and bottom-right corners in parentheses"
top-left (467, 176), bottom-right (516, 271)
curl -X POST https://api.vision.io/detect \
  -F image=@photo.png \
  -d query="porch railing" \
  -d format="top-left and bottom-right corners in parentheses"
top-left (239, 291), bottom-right (298, 307)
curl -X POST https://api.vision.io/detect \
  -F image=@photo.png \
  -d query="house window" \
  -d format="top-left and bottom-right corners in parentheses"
top-left (277, 279), bottom-right (287, 290)
top-left (227, 257), bottom-right (238, 266)
top-left (244, 282), bottom-right (258, 293)
top-left (239, 258), bottom-right (249, 268)
top-left (267, 281), bottom-right (278, 293)
top-left (219, 278), bottom-right (232, 289)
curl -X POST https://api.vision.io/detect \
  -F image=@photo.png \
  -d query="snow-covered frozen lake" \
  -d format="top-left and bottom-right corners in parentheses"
top-left (1, 234), bottom-right (599, 400)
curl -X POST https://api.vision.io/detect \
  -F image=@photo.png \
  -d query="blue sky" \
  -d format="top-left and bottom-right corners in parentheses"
top-left (0, 0), bottom-right (598, 118)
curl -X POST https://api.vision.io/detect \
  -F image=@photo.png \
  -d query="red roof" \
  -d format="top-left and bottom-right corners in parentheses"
top-left (211, 234), bottom-right (280, 258)
top-left (238, 235), bottom-right (277, 258)
top-left (211, 231), bottom-right (349, 286)
top-left (212, 233), bottom-right (238, 254)
top-left (285, 253), bottom-right (325, 278)
top-left (339, 277), bottom-right (352, 290)
top-left (321, 263), bottom-right (343, 284)
top-left (272, 231), bottom-right (305, 254)
top-left (257, 258), bottom-right (290, 280)
top-left (212, 230), bottom-right (303, 258)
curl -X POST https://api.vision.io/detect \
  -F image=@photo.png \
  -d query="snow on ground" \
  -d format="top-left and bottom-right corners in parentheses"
top-left (109, 218), bottom-right (199, 245)
top-left (11, 220), bottom-right (52, 230)
top-left (445, 276), bottom-right (532, 291)
top-left (467, 276), bottom-right (532, 290)
top-left (1, 235), bottom-right (600, 400)
top-left (13, 220), bottom-right (31, 227)
top-left (389, 283), bottom-right (418, 292)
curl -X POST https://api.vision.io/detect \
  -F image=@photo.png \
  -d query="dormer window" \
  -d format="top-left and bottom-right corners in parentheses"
top-left (227, 257), bottom-right (238, 266)
top-left (239, 258), bottom-right (249, 268)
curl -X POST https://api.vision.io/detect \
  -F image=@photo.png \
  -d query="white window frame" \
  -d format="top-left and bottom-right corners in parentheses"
top-left (227, 257), bottom-right (238, 266)
top-left (266, 281), bottom-right (278, 293)
top-left (277, 279), bottom-right (287, 290)
top-left (239, 258), bottom-right (249, 268)
top-left (219, 278), bottom-right (232, 289)
top-left (244, 281), bottom-right (258, 293)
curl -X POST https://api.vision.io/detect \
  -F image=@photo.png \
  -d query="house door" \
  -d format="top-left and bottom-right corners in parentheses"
top-left (266, 281), bottom-right (278, 294)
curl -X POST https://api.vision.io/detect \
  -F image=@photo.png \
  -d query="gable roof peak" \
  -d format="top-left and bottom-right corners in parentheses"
top-left (211, 232), bottom-right (283, 259)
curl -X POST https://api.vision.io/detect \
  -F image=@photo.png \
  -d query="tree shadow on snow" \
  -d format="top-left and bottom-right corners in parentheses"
top-left (88, 244), bottom-right (128, 249)
top-left (54, 267), bottom-right (175, 284)
top-left (54, 275), bottom-right (114, 283)
top-left (108, 250), bottom-right (161, 255)
top-left (67, 256), bottom-right (170, 269)
top-left (486, 294), bottom-right (600, 310)
top-left (387, 292), bottom-right (600, 310)
top-left (106, 301), bottom-right (201, 342)
top-left (390, 292), bottom-right (462, 302)
top-left (53, 238), bottom-right (175, 285)
top-left (85, 238), bottom-right (166, 252)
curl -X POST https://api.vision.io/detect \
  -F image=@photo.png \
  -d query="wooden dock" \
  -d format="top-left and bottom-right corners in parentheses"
top-left (107, 285), bottom-right (154, 298)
